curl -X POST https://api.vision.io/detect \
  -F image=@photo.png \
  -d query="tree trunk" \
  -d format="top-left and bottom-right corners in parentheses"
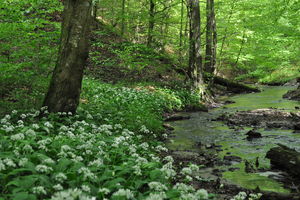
top-left (205, 0), bottom-right (213, 73)
top-left (205, 0), bottom-right (217, 74)
top-left (217, 0), bottom-right (237, 74)
top-left (121, 0), bottom-right (126, 36)
top-left (188, 0), bottom-right (203, 89)
top-left (179, 0), bottom-right (184, 64)
top-left (147, 0), bottom-right (155, 46)
top-left (211, 0), bottom-right (217, 73)
top-left (43, 0), bottom-right (92, 113)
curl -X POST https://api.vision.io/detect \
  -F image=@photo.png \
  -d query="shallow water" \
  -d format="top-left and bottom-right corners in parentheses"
top-left (168, 86), bottom-right (300, 193)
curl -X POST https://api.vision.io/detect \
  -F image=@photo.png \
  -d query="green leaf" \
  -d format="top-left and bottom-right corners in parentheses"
top-left (149, 169), bottom-right (162, 180)
top-left (12, 192), bottom-right (36, 200)
top-left (55, 158), bottom-right (73, 172)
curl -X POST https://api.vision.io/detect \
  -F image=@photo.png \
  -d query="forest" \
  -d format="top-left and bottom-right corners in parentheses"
top-left (0, 0), bottom-right (300, 199)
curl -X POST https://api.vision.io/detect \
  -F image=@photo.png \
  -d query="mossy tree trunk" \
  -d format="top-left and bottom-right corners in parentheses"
top-left (43, 0), bottom-right (92, 113)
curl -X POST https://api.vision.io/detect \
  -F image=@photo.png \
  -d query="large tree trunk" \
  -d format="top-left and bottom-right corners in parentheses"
top-left (188, 0), bottom-right (203, 88)
top-left (43, 0), bottom-right (92, 113)
top-left (187, 0), bottom-right (214, 103)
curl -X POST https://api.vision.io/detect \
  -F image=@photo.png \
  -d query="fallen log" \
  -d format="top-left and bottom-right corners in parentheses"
top-left (266, 144), bottom-right (300, 177)
top-left (212, 76), bottom-right (260, 93)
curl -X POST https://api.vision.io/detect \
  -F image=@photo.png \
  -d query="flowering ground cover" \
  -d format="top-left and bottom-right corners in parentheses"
top-left (0, 78), bottom-right (213, 200)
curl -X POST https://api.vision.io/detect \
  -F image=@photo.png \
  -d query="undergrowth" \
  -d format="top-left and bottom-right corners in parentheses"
top-left (0, 79), bottom-right (211, 200)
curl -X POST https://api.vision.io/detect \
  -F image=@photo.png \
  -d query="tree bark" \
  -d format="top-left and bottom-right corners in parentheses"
top-left (147, 0), bottom-right (155, 46)
top-left (205, 0), bottom-right (213, 73)
top-left (121, 0), bottom-right (126, 36)
top-left (205, 0), bottom-right (217, 74)
top-left (179, 0), bottom-right (184, 64)
top-left (187, 0), bottom-right (203, 89)
top-left (43, 0), bottom-right (92, 113)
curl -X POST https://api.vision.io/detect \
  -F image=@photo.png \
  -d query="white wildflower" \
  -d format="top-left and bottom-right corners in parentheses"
top-left (139, 142), bottom-right (149, 150)
top-left (78, 167), bottom-right (97, 181)
top-left (43, 158), bottom-right (55, 165)
top-left (32, 123), bottom-right (40, 129)
top-left (36, 164), bottom-right (53, 173)
top-left (51, 188), bottom-right (96, 200)
top-left (44, 121), bottom-right (53, 128)
top-left (99, 188), bottom-right (110, 195)
top-left (53, 184), bottom-right (63, 191)
top-left (81, 185), bottom-right (91, 193)
top-left (88, 158), bottom-right (103, 167)
top-left (10, 133), bottom-right (25, 141)
top-left (148, 182), bottom-right (168, 191)
top-left (32, 186), bottom-right (47, 195)
top-left (196, 189), bottom-right (209, 199)
top-left (18, 158), bottom-right (28, 167)
top-left (55, 173), bottom-right (67, 183)
top-left (112, 189), bottom-right (134, 199)
top-left (0, 160), bottom-right (6, 171)
top-left (4, 158), bottom-right (16, 167)
top-left (163, 156), bottom-right (174, 163)
top-left (133, 165), bottom-right (142, 175)
top-left (145, 192), bottom-right (167, 200)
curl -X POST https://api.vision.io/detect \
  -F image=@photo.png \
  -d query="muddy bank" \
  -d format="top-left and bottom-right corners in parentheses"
top-left (218, 108), bottom-right (300, 129)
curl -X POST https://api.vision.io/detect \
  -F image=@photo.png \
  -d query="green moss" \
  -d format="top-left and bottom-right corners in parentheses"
top-left (223, 170), bottom-right (290, 193)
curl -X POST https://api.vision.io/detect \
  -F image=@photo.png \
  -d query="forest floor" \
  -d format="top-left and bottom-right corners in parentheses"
top-left (1, 15), bottom-right (300, 199)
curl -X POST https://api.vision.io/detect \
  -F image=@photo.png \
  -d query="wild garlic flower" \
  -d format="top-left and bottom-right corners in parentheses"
top-left (53, 184), bottom-right (63, 191)
top-left (18, 158), bottom-right (28, 167)
top-left (4, 158), bottom-right (16, 167)
top-left (133, 165), bottom-right (142, 175)
top-left (139, 142), bottom-right (149, 150)
top-left (140, 125), bottom-right (150, 134)
top-left (145, 192), bottom-right (167, 200)
top-left (78, 167), bottom-right (97, 181)
top-left (112, 189), bottom-right (134, 199)
top-left (23, 144), bottom-right (34, 152)
top-left (163, 156), bottom-right (174, 163)
top-left (4, 126), bottom-right (14, 132)
top-left (32, 123), bottom-right (40, 129)
top-left (181, 167), bottom-right (192, 176)
top-left (0, 160), bottom-right (6, 171)
top-left (44, 121), bottom-right (53, 128)
top-left (195, 189), bottom-right (209, 199)
top-left (148, 182), bottom-right (168, 191)
top-left (81, 185), bottom-right (91, 193)
top-left (55, 173), bottom-right (67, 183)
top-left (136, 157), bottom-right (148, 165)
top-left (50, 188), bottom-right (96, 200)
top-left (10, 133), bottom-right (25, 141)
top-left (32, 186), bottom-right (47, 195)
top-left (43, 158), bottom-right (55, 165)
top-left (156, 145), bottom-right (168, 152)
top-left (173, 183), bottom-right (195, 193)
top-left (36, 164), bottom-right (53, 173)
top-left (20, 114), bottom-right (27, 119)
top-left (231, 192), bottom-right (247, 200)
top-left (99, 188), bottom-right (110, 195)
top-left (88, 158), bottom-right (103, 167)
top-left (25, 129), bottom-right (36, 137)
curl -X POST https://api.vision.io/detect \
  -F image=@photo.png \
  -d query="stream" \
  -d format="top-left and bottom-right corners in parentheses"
top-left (167, 86), bottom-right (300, 194)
